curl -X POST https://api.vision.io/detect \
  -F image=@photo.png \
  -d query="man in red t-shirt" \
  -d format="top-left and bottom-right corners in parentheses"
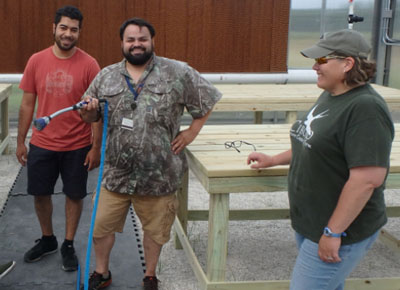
top-left (16, 5), bottom-right (101, 272)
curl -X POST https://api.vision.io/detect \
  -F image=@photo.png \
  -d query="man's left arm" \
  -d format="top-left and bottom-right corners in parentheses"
top-left (84, 119), bottom-right (103, 170)
top-left (171, 110), bottom-right (212, 154)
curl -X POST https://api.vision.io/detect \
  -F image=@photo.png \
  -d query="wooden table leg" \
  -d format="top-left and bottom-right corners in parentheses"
top-left (254, 112), bottom-right (263, 124)
top-left (175, 170), bottom-right (189, 249)
top-left (207, 193), bottom-right (229, 281)
top-left (0, 95), bottom-right (9, 155)
top-left (285, 111), bottom-right (297, 124)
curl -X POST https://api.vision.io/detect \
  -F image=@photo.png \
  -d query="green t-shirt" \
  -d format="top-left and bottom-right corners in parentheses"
top-left (288, 83), bottom-right (394, 244)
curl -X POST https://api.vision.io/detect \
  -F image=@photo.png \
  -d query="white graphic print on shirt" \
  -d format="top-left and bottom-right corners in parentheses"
top-left (46, 69), bottom-right (73, 97)
top-left (290, 105), bottom-right (329, 149)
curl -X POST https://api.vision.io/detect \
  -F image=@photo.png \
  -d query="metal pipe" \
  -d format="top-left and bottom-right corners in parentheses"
top-left (320, 0), bottom-right (327, 35)
top-left (1, 70), bottom-right (317, 84)
top-left (382, 0), bottom-right (400, 46)
top-left (202, 70), bottom-right (317, 84)
top-left (0, 74), bottom-right (23, 83)
top-left (372, 0), bottom-right (386, 84)
top-left (348, 0), bottom-right (354, 29)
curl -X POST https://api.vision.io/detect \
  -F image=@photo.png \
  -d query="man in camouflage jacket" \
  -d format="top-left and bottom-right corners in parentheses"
top-left (80, 18), bottom-right (221, 290)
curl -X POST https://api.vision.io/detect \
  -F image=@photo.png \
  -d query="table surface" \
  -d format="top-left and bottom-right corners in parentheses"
top-left (186, 123), bottom-right (400, 179)
top-left (213, 83), bottom-right (400, 111)
top-left (0, 84), bottom-right (12, 102)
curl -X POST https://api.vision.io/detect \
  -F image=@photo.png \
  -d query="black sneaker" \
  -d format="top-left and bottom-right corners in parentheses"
top-left (80, 271), bottom-right (112, 290)
top-left (61, 242), bottom-right (78, 271)
top-left (24, 237), bottom-right (58, 263)
top-left (0, 261), bottom-right (16, 280)
top-left (143, 276), bottom-right (159, 290)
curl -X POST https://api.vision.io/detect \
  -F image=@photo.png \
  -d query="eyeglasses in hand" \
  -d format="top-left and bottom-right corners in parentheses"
top-left (224, 140), bottom-right (256, 153)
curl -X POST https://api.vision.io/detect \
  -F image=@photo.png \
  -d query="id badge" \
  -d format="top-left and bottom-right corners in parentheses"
top-left (121, 117), bottom-right (134, 130)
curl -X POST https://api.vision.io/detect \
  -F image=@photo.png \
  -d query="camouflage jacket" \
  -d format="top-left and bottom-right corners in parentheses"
top-left (84, 55), bottom-right (222, 196)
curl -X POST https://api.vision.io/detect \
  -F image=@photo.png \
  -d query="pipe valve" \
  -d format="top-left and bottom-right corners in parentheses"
top-left (348, 14), bottom-right (364, 24)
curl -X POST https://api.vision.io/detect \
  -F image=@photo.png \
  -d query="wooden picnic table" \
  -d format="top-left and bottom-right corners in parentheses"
top-left (214, 83), bottom-right (400, 123)
top-left (0, 84), bottom-right (11, 155)
top-left (174, 123), bottom-right (400, 290)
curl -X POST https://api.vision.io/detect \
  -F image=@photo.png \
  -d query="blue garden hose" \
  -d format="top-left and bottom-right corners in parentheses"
top-left (77, 100), bottom-right (109, 290)
top-left (76, 264), bottom-right (81, 289)
top-left (33, 99), bottom-right (108, 290)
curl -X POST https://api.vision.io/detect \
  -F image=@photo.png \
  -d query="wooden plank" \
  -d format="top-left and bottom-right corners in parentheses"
top-left (188, 209), bottom-right (290, 221)
top-left (0, 84), bottom-right (12, 103)
top-left (205, 278), bottom-right (400, 290)
top-left (385, 173), bottom-right (400, 189)
top-left (187, 150), bottom-right (211, 191)
top-left (0, 84), bottom-right (11, 155)
top-left (207, 194), bottom-right (229, 282)
top-left (212, 84), bottom-right (400, 112)
top-left (385, 206), bottom-right (400, 217)
top-left (208, 175), bottom-right (288, 193)
top-left (254, 112), bottom-right (263, 124)
top-left (344, 278), bottom-right (400, 290)
top-left (0, 135), bottom-right (10, 156)
top-left (207, 280), bottom-right (290, 290)
top-left (187, 144), bottom-right (400, 153)
top-left (188, 206), bottom-right (400, 221)
top-left (285, 111), bottom-right (297, 124)
top-left (174, 218), bottom-right (209, 290)
top-left (175, 171), bottom-right (189, 249)
top-left (379, 229), bottom-right (400, 255)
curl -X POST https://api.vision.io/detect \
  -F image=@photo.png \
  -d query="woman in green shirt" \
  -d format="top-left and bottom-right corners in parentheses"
top-left (248, 29), bottom-right (394, 290)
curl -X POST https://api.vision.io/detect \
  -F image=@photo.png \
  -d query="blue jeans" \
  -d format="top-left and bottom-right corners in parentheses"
top-left (289, 230), bottom-right (379, 290)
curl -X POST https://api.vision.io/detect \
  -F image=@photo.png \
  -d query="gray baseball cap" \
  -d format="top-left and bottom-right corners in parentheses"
top-left (300, 29), bottom-right (371, 59)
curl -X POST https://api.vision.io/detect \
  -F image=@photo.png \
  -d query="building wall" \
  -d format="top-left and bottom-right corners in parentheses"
top-left (0, 0), bottom-right (290, 73)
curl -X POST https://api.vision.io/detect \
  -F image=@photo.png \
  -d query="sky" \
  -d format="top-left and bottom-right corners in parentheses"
top-left (291, 0), bottom-right (374, 10)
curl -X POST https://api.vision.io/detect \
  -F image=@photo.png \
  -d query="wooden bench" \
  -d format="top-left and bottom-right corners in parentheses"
top-left (175, 123), bottom-right (400, 290)
top-left (0, 84), bottom-right (11, 155)
top-left (213, 84), bottom-right (400, 123)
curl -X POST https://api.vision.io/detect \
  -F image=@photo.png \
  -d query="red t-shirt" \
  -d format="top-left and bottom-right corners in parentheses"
top-left (20, 46), bottom-right (100, 151)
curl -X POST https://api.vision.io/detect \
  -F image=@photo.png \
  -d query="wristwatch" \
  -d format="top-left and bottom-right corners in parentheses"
top-left (323, 227), bottom-right (347, 238)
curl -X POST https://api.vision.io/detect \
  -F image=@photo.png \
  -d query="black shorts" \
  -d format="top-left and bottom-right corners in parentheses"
top-left (27, 143), bottom-right (91, 200)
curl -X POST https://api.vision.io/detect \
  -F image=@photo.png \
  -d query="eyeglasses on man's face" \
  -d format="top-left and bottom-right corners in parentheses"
top-left (314, 55), bottom-right (347, 65)
top-left (224, 140), bottom-right (256, 153)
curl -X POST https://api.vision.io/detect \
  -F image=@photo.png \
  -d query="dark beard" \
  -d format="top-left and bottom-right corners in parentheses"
top-left (54, 36), bottom-right (76, 52)
top-left (123, 47), bottom-right (153, 65)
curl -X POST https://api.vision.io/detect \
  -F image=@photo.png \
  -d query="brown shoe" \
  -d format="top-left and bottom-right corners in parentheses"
top-left (142, 276), bottom-right (159, 290)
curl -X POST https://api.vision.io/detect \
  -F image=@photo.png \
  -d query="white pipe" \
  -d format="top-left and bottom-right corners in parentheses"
top-left (202, 70), bottom-right (317, 84)
top-left (0, 74), bottom-right (23, 83)
top-left (0, 70), bottom-right (317, 84)
top-left (348, 0), bottom-right (354, 29)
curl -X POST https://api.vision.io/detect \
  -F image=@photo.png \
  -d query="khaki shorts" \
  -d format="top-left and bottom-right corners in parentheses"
top-left (93, 187), bottom-right (179, 245)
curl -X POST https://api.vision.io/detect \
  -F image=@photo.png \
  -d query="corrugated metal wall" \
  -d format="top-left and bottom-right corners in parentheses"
top-left (0, 0), bottom-right (290, 73)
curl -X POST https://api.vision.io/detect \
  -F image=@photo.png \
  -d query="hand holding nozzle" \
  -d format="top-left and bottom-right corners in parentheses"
top-left (79, 96), bottom-right (102, 123)
top-left (33, 98), bottom-right (105, 131)
top-left (80, 96), bottom-right (99, 111)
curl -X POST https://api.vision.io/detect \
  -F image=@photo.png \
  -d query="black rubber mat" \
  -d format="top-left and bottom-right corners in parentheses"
top-left (0, 167), bottom-right (145, 290)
